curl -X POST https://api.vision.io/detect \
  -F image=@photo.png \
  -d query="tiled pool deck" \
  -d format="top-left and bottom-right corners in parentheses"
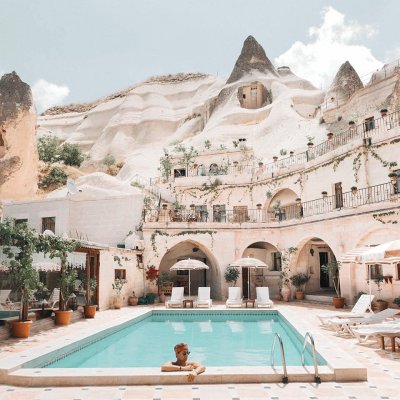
top-left (0, 302), bottom-right (399, 400)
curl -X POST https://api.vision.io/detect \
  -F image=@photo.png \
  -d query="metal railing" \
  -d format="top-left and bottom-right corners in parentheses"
top-left (171, 110), bottom-right (400, 183)
top-left (143, 181), bottom-right (399, 224)
top-left (271, 332), bottom-right (288, 384)
top-left (301, 332), bottom-right (321, 384)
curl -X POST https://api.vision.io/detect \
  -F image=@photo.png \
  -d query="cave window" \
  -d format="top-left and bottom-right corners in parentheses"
top-left (0, 133), bottom-right (4, 147)
top-left (242, 94), bottom-right (246, 99)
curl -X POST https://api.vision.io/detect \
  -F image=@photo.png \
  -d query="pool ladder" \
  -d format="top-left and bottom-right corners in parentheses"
top-left (301, 332), bottom-right (321, 384)
top-left (271, 332), bottom-right (321, 384)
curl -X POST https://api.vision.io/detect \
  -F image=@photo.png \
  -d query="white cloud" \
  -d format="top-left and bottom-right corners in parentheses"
top-left (32, 79), bottom-right (70, 112)
top-left (275, 7), bottom-right (383, 89)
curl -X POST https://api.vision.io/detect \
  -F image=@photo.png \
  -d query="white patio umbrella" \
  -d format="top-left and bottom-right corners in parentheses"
top-left (169, 258), bottom-right (209, 297)
top-left (229, 257), bottom-right (269, 299)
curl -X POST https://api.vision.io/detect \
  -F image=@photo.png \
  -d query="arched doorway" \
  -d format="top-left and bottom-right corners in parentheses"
top-left (242, 241), bottom-right (280, 299)
top-left (295, 237), bottom-right (337, 295)
top-left (158, 240), bottom-right (220, 299)
top-left (267, 189), bottom-right (300, 221)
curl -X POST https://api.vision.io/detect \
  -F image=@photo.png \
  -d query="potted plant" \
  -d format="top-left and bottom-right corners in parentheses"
top-left (388, 172), bottom-right (397, 184)
top-left (380, 108), bottom-right (388, 117)
top-left (273, 156), bottom-right (278, 162)
top-left (350, 186), bottom-right (358, 194)
top-left (348, 121), bottom-right (355, 126)
top-left (128, 290), bottom-right (138, 306)
top-left (393, 297), bottom-right (400, 308)
top-left (289, 273), bottom-right (310, 300)
top-left (145, 265), bottom-right (159, 300)
top-left (224, 266), bottom-right (240, 287)
top-left (327, 132), bottom-right (334, 140)
top-left (112, 278), bottom-right (127, 309)
top-left (256, 203), bottom-right (262, 210)
top-left (84, 277), bottom-right (97, 318)
top-left (371, 274), bottom-right (388, 311)
top-left (156, 271), bottom-right (171, 303)
top-left (321, 191), bottom-right (328, 198)
top-left (54, 267), bottom-right (77, 325)
top-left (321, 261), bottom-right (344, 308)
top-left (0, 220), bottom-right (41, 338)
top-left (279, 270), bottom-right (291, 302)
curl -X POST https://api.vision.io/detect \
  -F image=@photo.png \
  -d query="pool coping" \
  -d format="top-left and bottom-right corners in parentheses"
top-left (0, 307), bottom-right (367, 386)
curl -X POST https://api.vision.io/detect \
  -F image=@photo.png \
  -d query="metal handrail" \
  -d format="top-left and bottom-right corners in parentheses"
top-left (271, 333), bottom-right (288, 384)
top-left (301, 332), bottom-right (321, 384)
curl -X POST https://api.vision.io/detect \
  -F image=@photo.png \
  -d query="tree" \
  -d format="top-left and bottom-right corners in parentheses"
top-left (224, 266), bottom-right (240, 286)
top-left (37, 135), bottom-right (60, 163)
top-left (41, 235), bottom-right (81, 311)
top-left (0, 220), bottom-right (43, 321)
top-left (174, 145), bottom-right (198, 175)
top-left (59, 143), bottom-right (84, 167)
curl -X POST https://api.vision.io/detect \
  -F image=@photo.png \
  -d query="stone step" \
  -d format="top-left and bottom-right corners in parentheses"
top-left (304, 294), bottom-right (333, 304)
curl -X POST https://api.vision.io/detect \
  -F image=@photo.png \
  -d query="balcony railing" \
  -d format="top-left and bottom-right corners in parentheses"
top-left (143, 182), bottom-right (399, 224)
top-left (171, 109), bottom-right (400, 181)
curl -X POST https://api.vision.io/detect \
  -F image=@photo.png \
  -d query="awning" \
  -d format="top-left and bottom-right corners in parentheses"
top-left (340, 241), bottom-right (400, 265)
top-left (339, 247), bottom-right (372, 263)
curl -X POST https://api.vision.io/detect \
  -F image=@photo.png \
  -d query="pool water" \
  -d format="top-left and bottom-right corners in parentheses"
top-left (45, 311), bottom-right (326, 368)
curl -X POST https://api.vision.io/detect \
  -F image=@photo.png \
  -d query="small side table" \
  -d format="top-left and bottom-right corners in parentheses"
top-left (245, 299), bottom-right (255, 308)
top-left (183, 299), bottom-right (194, 308)
top-left (379, 333), bottom-right (400, 352)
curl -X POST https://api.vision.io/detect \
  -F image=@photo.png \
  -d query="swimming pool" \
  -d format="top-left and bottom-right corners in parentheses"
top-left (38, 310), bottom-right (325, 368)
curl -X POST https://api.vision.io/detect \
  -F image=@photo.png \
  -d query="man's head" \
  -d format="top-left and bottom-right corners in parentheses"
top-left (174, 342), bottom-right (190, 361)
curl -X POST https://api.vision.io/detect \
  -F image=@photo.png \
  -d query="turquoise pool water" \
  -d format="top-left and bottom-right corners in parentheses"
top-left (43, 311), bottom-right (326, 368)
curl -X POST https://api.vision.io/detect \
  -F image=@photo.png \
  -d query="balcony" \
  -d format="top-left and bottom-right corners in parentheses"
top-left (143, 181), bottom-right (400, 226)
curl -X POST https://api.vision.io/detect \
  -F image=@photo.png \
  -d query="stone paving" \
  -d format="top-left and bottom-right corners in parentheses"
top-left (0, 302), bottom-right (399, 400)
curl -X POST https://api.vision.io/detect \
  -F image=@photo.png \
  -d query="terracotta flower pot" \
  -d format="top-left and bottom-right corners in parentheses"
top-left (84, 305), bottom-right (97, 318)
top-left (11, 320), bottom-right (32, 338)
top-left (332, 296), bottom-right (345, 308)
top-left (295, 291), bottom-right (305, 300)
top-left (113, 295), bottom-right (123, 309)
top-left (281, 286), bottom-right (291, 302)
top-left (128, 295), bottom-right (138, 306)
top-left (54, 310), bottom-right (73, 326)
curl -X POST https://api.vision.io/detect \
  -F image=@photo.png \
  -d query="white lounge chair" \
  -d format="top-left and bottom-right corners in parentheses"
top-left (165, 287), bottom-right (184, 308)
top-left (47, 288), bottom-right (60, 309)
top-left (195, 287), bottom-right (212, 308)
top-left (317, 294), bottom-right (375, 326)
top-left (328, 308), bottom-right (400, 336)
top-left (351, 320), bottom-right (400, 344)
top-left (255, 287), bottom-right (274, 308)
top-left (0, 290), bottom-right (12, 310)
top-left (225, 287), bottom-right (243, 308)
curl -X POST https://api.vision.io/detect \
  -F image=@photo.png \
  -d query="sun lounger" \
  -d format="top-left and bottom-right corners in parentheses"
top-left (225, 287), bottom-right (243, 308)
top-left (317, 294), bottom-right (374, 326)
top-left (328, 308), bottom-right (400, 336)
top-left (165, 287), bottom-right (184, 308)
top-left (0, 290), bottom-right (12, 310)
top-left (350, 320), bottom-right (400, 343)
top-left (46, 288), bottom-right (60, 309)
top-left (255, 287), bottom-right (274, 308)
top-left (195, 287), bottom-right (212, 308)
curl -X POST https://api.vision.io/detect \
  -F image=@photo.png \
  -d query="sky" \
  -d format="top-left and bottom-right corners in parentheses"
top-left (1, 0), bottom-right (399, 112)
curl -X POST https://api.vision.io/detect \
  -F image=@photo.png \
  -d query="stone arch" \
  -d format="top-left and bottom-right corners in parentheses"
top-left (158, 239), bottom-right (221, 299)
top-left (265, 188), bottom-right (301, 221)
top-left (356, 226), bottom-right (400, 247)
top-left (240, 240), bottom-right (281, 299)
top-left (292, 235), bottom-right (338, 295)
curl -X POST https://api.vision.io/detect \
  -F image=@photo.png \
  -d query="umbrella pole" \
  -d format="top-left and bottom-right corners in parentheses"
top-left (188, 270), bottom-right (191, 297)
top-left (248, 268), bottom-right (250, 299)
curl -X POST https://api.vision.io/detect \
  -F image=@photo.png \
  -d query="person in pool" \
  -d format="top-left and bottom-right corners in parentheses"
top-left (161, 342), bottom-right (205, 382)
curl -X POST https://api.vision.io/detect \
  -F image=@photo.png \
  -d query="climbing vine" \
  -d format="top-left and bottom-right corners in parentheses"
top-left (372, 210), bottom-right (399, 224)
top-left (352, 152), bottom-right (363, 183)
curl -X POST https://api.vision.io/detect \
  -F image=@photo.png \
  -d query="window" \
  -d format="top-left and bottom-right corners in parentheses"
top-left (242, 94), bottom-right (246, 99)
top-left (173, 168), bottom-right (186, 178)
top-left (396, 263), bottom-right (400, 281)
top-left (364, 117), bottom-right (375, 132)
top-left (233, 206), bottom-right (248, 223)
top-left (368, 264), bottom-right (382, 280)
top-left (42, 217), bottom-right (55, 233)
top-left (15, 218), bottom-right (28, 226)
top-left (115, 269), bottom-right (126, 280)
top-left (213, 204), bottom-right (226, 222)
top-left (272, 252), bottom-right (282, 271)
top-left (177, 270), bottom-right (189, 276)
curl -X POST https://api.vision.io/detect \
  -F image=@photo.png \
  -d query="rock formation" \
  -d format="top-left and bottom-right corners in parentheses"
top-left (0, 71), bottom-right (38, 201)
top-left (227, 35), bottom-right (278, 83)
top-left (325, 61), bottom-right (363, 105)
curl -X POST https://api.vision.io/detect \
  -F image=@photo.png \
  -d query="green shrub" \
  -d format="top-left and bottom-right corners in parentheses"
top-left (103, 154), bottom-right (116, 166)
top-left (39, 166), bottom-right (68, 188)
top-left (37, 135), bottom-right (60, 163)
top-left (59, 143), bottom-right (84, 167)
top-left (224, 266), bottom-right (240, 286)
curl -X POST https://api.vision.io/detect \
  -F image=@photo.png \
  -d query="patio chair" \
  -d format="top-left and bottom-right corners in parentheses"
top-left (328, 308), bottom-right (400, 336)
top-left (317, 294), bottom-right (375, 327)
top-left (225, 287), bottom-right (243, 308)
top-left (46, 288), bottom-right (60, 309)
top-left (350, 320), bottom-right (400, 344)
top-left (0, 290), bottom-right (12, 310)
top-left (165, 287), bottom-right (184, 308)
top-left (255, 287), bottom-right (274, 308)
top-left (195, 287), bottom-right (212, 308)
